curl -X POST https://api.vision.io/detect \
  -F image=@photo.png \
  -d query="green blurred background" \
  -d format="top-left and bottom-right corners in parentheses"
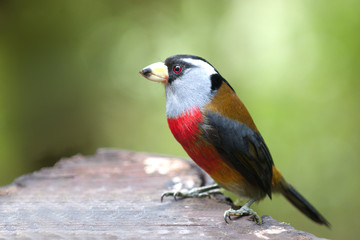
top-left (1, 0), bottom-right (359, 239)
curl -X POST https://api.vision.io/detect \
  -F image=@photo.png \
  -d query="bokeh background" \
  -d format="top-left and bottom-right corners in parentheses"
top-left (1, 0), bottom-right (359, 239)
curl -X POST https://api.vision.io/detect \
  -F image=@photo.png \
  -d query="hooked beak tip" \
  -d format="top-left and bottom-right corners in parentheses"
top-left (139, 68), bottom-right (152, 77)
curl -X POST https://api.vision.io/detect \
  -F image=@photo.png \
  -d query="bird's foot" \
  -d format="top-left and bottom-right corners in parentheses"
top-left (223, 199), bottom-right (261, 224)
top-left (161, 184), bottom-right (221, 202)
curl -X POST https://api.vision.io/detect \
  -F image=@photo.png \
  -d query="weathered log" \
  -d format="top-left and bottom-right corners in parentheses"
top-left (0, 149), bottom-right (326, 239)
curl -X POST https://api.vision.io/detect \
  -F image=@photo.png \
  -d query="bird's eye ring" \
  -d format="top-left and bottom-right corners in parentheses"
top-left (173, 65), bottom-right (182, 74)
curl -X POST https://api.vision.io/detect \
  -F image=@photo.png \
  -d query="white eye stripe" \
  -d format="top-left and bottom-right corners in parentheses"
top-left (182, 58), bottom-right (217, 76)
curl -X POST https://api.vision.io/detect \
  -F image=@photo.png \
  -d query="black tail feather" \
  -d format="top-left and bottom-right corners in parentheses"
top-left (280, 180), bottom-right (330, 227)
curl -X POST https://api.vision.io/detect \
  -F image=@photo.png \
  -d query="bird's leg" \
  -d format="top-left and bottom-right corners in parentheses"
top-left (161, 184), bottom-right (221, 202)
top-left (224, 198), bottom-right (261, 224)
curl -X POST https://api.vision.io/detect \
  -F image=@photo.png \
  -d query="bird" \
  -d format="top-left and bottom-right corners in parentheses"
top-left (139, 54), bottom-right (330, 227)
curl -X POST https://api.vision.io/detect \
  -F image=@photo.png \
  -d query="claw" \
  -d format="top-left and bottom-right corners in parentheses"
top-left (160, 193), bottom-right (166, 202)
top-left (223, 207), bottom-right (261, 224)
top-left (223, 199), bottom-right (261, 224)
top-left (161, 191), bottom-right (174, 202)
top-left (224, 212), bottom-right (230, 224)
top-left (173, 191), bottom-right (180, 201)
top-left (160, 184), bottom-right (220, 202)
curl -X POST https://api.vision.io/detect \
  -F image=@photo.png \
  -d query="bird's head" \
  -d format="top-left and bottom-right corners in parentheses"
top-left (140, 55), bottom-right (232, 118)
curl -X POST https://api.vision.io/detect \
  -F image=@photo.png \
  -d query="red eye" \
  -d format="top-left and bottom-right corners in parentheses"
top-left (173, 65), bottom-right (182, 73)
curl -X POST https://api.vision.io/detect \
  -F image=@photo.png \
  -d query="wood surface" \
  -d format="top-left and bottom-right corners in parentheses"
top-left (0, 149), bottom-right (326, 239)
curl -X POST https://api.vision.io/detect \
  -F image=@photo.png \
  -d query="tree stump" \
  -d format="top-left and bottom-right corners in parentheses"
top-left (0, 149), bottom-right (327, 239)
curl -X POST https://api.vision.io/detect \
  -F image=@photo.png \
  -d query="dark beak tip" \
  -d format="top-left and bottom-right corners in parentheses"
top-left (140, 68), bottom-right (152, 77)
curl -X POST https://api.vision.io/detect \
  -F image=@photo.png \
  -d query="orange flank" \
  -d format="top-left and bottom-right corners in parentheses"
top-left (204, 82), bottom-right (258, 132)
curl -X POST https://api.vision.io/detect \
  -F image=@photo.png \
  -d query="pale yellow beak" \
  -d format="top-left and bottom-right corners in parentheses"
top-left (139, 62), bottom-right (169, 83)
